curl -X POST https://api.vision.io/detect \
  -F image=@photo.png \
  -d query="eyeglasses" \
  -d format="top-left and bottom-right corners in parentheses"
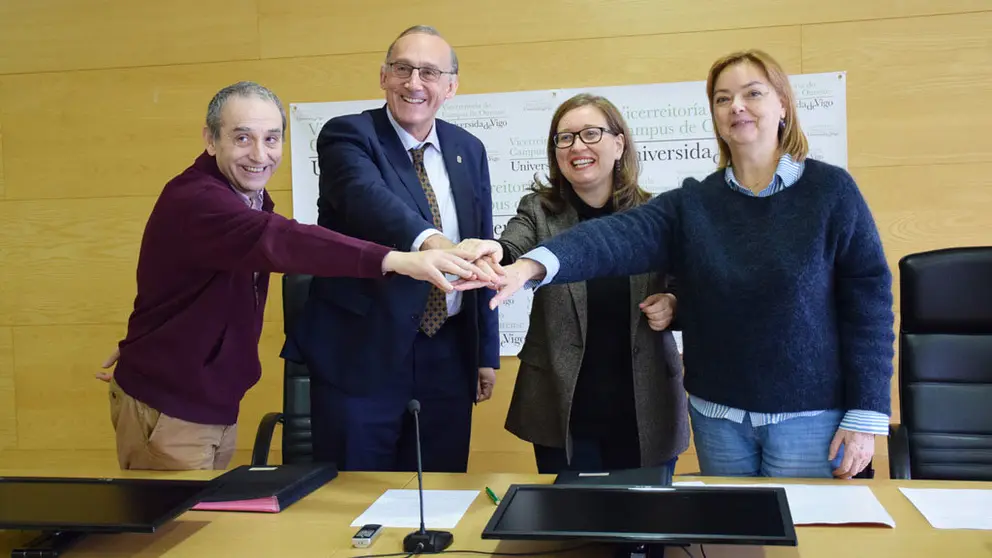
top-left (553, 126), bottom-right (616, 149)
top-left (386, 62), bottom-right (457, 83)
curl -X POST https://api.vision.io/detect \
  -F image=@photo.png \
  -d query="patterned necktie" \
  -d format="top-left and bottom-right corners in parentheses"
top-left (410, 144), bottom-right (447, 337)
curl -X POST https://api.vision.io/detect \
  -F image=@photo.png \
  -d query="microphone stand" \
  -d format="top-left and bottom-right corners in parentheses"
top-left (403, 399), bottom-right (454, 553)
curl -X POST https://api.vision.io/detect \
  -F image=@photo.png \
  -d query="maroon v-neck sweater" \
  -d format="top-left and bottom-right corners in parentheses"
top-left (114, 152), bottom-right (391, 425)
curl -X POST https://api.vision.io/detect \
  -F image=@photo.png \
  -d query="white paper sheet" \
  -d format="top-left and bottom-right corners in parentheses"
top-left (673, 482), bottom-right (895, 527)
top-left (350, 489), bottom-right (480, 529)
top-left (899, 488), bottom-right (992, 530)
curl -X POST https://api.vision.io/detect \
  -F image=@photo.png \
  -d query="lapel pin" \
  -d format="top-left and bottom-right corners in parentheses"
top-left (456, 155), bottom-right (462, 164)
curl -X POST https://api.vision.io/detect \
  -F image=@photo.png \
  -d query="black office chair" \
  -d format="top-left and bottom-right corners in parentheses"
top-left (889, 247), bottom-right (992, 480)
top-left (251, 274), bottom-right (315, 466)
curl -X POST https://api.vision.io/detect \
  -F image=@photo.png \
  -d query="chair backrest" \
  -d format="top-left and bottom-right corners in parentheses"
top-left (281, 273), bottom-right (315, 464)
top-left (898, 247), bottom-right (992, 480)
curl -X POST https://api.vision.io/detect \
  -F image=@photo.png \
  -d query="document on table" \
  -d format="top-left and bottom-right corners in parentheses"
top-left (673, 482), bottom-right (895, 527)
top-left (899, 488), bottom-right (992, 530)
top-left (350, 489), bottom-right (480, 529)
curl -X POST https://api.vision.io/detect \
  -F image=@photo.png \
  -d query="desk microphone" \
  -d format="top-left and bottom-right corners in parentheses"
top-left (403, 399), bottom-right (454, 554)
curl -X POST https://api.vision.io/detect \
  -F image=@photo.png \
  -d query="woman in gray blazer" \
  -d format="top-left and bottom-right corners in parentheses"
top-left (470, 93), bottom-right (690, 473)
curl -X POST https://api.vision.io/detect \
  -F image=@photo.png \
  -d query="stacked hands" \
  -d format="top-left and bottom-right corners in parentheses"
top-left (389, 238), bottom-right (676, 332)
top-left (381, 238), bottom-right (508, 293)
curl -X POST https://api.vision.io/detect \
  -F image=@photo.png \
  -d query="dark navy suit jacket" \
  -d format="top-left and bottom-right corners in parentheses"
top-left (283, 106), bottom-right (500, 399)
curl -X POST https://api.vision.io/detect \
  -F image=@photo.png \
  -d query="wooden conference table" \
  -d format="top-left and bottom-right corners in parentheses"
top-left (0, 469), bottom-right (989, 558)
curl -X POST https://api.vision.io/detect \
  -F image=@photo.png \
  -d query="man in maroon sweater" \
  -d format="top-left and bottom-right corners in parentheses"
top-left (98, 81), bottom-right (491, 470)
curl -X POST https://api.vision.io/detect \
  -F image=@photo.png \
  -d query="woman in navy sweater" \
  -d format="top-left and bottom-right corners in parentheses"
top-left (466, 50), bottom-right (895, 479)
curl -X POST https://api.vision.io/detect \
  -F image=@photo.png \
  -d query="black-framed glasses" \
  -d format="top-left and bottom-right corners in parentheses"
top-left (386, 62), bottom-right (457, 83)
top-left (553, 126), bottom-right (616, 149)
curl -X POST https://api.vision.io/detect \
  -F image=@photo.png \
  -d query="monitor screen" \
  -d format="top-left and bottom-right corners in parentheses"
top-left (0, 477), bottom-right (211, 533)
top-left (482, 484), bottom-right (797, 547)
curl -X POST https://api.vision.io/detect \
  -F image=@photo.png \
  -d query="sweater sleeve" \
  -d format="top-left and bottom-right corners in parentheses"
top-left (834, 176), bottom-right (896, 415)
top-left (174, 184), bottom-right (392, 278)
top-left (540, 189), bottom-right (679, 285)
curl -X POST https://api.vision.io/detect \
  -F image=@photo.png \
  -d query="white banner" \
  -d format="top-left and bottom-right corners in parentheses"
top-left (290, 72), bottom-right (848, 356)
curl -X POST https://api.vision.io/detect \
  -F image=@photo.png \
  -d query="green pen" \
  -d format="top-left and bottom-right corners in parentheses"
top-left (485, 486), bottom-right (501, 505)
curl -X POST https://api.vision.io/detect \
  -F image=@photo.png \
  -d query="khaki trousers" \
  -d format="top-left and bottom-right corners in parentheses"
top-left (108, 378), bottom-right (237, 470)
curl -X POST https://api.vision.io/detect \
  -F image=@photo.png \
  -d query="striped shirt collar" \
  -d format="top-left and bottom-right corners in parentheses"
top-left (228, 184), bottom-right (265, 210)
top-left (724, 153), bottom-right (804, 197)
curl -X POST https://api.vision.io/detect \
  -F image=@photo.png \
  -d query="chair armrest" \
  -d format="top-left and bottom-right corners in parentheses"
top-left (251, 412), bottom-right (284, 466)
top-left (888, 423), bottom-right (911, 480)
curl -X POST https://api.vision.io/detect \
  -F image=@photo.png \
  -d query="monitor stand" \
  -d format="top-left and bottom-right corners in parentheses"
top-left (11, 530), bottom-right (86, 558)
top-left (614, 542), bottom-right (686, 558)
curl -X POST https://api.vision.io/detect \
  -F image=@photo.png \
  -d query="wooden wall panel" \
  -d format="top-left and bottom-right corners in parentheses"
top-left (455, 27), bottom-right (801, 95)
top-left (0, 212), bottom-right (9, 329)
top-left (0, 26), bottom-right (800, 203)
top-left (238, 326), bottom-right (286, 451)
top-left (253, 26), bottom-right (802, 99)
top-left (471, 360), bottom-right (538, 473)
top-left (0, 195), bottom-right (292, 329)
top-left (0, 64), bottom-right (290, 201)
top-left (257, 0), bottom-right (988, 60)
top-left (0, 0), bottom-right (260, 75)
top-left (12, 323), bottom-right (288, 452)
top-left (470, 360), bottom-right (529, 454)
top-left (803, 12), bottom-right (992, 168)
top-left (0, 197), bottom-right (152, 326)
top-left (12, 325), bottom-right (121, 450)
top-left (854, 162), bottom-right (992, 303)
top-left (0, 25), bottom-right (800, 202)
top-left (0, 119), bottom-right (5, 198)
top-left (0, 327), bottom-right (14, 451)
top-left (248, 52), bottom-right (400, 105)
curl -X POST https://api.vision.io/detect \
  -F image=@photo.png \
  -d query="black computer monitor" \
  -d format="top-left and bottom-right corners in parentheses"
top-left (481, 484), bottom-right (797, 549)
top-left (0, 476), bottom-right (211, 557)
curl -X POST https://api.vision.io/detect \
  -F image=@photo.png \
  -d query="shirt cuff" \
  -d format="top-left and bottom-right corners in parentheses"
top-left (520, 246), bottom-right (560, 289)
top-left (411, 228), bottom-right (443, 252)
top-left (839, 410), bottom-right (889, 436)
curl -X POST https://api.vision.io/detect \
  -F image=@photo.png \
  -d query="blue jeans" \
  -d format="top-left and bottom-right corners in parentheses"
top-left (689, 406), bottom-right (845, 478)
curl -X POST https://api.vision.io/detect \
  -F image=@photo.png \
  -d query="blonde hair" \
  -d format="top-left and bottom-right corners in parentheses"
top-left (705, 49), bottom-right (808, 169)
top-left (533, 93), bottom-right (649, 214)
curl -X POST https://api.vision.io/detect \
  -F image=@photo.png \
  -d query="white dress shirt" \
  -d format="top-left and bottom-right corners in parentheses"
top-left (386, 109), bottom-right (462, 316)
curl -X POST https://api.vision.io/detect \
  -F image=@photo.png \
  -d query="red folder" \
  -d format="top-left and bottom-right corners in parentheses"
top-left (192, 496), bottom-right (281, 513)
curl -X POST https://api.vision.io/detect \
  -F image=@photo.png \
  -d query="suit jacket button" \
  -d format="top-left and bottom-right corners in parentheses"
top-left (632, 346), bottom-right (640, 355)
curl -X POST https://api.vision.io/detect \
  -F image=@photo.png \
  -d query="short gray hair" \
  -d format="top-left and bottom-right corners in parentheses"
top-left (384, 25), bottom-right (459, 75)
top-left (205, 81), bottom-right (286, 140)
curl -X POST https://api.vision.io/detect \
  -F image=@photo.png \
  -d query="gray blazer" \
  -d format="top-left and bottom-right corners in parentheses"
top-left (500, 192), bottom-right (690, 467)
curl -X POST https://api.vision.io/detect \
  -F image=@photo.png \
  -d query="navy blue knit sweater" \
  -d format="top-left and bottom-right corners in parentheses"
top-left (540, 158), bottom-right (894, 415)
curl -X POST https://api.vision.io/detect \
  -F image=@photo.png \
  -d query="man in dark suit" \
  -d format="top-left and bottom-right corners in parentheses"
top-left (282, 25), bottom-right (500, 473)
